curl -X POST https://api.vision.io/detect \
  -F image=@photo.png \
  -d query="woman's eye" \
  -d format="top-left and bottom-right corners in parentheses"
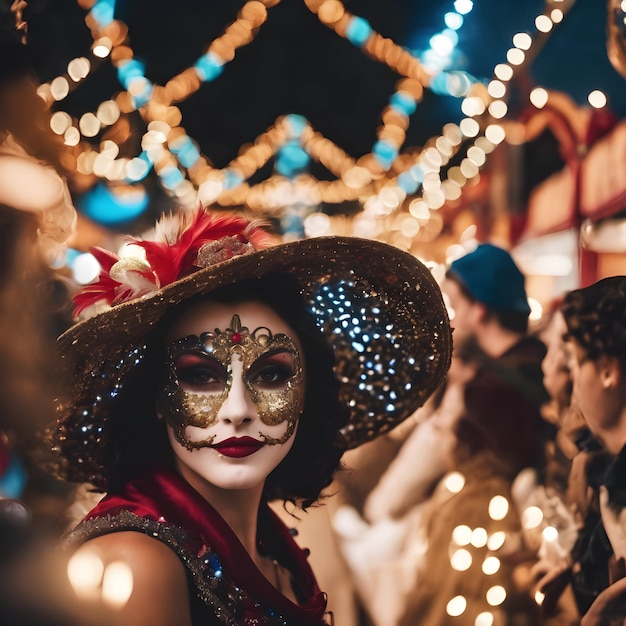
top-left (250, 362), bottom-right (294, 387)
top-left (173, 355), bottom-right (225, 389)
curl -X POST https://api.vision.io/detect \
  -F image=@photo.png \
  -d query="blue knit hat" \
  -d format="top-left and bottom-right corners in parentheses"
top-left (447, 243), bottom-right (530, 314)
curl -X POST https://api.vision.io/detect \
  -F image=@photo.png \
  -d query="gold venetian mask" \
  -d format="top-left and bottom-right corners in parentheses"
top-left (159, 314), bottom-right (304, 450)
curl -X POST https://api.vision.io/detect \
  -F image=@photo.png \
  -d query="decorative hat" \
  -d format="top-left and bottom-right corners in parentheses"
top-left (51, 206), bottom-right (451, 483)
top-left (447, 243), bottom-right (531, 314)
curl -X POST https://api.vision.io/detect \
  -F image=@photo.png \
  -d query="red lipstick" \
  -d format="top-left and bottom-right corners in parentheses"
top-left (211, 436), bottom-right (265, 458)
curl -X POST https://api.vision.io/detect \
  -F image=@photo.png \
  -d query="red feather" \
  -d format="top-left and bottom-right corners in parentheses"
top-left (134, 207), bottom-right (270, 285)
top-left (72, 206), bottom-right (272, 319)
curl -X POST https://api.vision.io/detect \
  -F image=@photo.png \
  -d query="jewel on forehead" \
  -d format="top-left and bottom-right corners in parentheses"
top-left (229, 315), bottom-right (243, 344)
top-left (197, 314), bottom-right (275, 358)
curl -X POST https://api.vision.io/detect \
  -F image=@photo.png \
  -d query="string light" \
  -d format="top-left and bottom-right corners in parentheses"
top-left (37, 0), bottom-right (592, 250)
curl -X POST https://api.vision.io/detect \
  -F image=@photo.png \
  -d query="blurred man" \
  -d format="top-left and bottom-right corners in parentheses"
top-left (442, 242), bottom-right (553, 476)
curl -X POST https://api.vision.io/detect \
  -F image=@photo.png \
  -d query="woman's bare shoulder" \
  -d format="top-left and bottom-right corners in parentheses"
top-left (73, 531), bottom-right (193, 626)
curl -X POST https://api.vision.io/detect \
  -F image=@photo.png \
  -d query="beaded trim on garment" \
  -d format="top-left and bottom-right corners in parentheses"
top-left (65, 509), bottom-right (290, 626)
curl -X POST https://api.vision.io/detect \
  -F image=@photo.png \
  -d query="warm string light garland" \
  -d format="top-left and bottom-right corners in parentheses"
top-left (39, 0), bottom-right (580, 246)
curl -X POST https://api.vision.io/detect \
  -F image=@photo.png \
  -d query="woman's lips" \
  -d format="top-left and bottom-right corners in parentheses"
top-left (211, 436), bottom-right (265, 458)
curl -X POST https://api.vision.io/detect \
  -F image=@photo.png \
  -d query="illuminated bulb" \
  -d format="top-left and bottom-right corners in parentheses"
top-left (448, 166), bottom-right (466, 186)
top-left (494, 63), bottom-right (514, 81)
top-left (442, 123), bottom-right (463, 144)
top-left (482, 556), bottom-right (501, 575)
top-left (475, 611), bottom-right (495, 626)
top-left (530, 87), bottom-right (549, 108)
top-left (588, 90), bottom-right (607, 109)
top-left (79, 112), bottom-right (101, 137)
top-left (380, 186), bottom-right (403, 209)
top-left (475, 137), bottom-right (496, 154)
top-left (70, 252), bottom-right (100, 284)
top-left (67, 57), bottom-right (91, 81)
top-left (304, 212), bottom-right (332, 237)
top-left (93, 154), bottom-right (114, 177)
top-left (485, 124), bottom-right (505, 144)
top-left (441, 180), bottom-right (462, 200)
top-left (446, 595), bottom-right (467, 617)
top-left (106, 159), bottom-right (127, 181)
top-left (454, 0), bottom-right (473, 15)
top-left (551, 9), bottom-right (564, 23)
top-left (459, 118), bottom-right (480, 137)
top-left (535, 589), bottom-right (546, 605)
top-left (488, 495), bottom-right (509, 520)
top-left (506, 48), bottom-right (525, 65)
top-left (535, 15), bottom-right (553, 32)
top-left (435, 136), bottom-right (453, 157)
top-left (460, 158), bottom-right (479, 179)
top-left (467, 146), bottom-right (486, 167)
top-left (101, 561), bottom-right (133, 608)
top-left (450, 548), bottom-right (472, 571)
top-left (461, 96), bottom-right (486, 117)
top-left (317, 0), bottom-right (344, 24)
top-left (50, 111), bottom-right (73, 135)
top-left (64, 127), bottom-right (81, 146)
top-left (488, 100), bottom-right (508, 119)
top-left (487, 531), bottom-right (506, 550)
top-left (409, 199), bottom-right (430, 220)
top-left (50, 76), bottom-right (70, 100)
top-left (100, 140), bottom-right (120, 159)
top-left (443, 471), bottom-right (466, 493)
top-left (67, 547), bottom-right (104, 596)
top-left (444, 12), bottom-right (463, 30)
top-left (422, 172), bottom-right (441, 191)
top-left (487, 80), bottom-right (506, 99)
top-left (429, 33), bottom-right (454, 56)
top-left (423, 147), bottom-right (443, 168)
top-left (125, 157), bottom-right (150, 182)
top-left (486, 585), bottom-right (506, 606)
top-left (543, 525), bottom-right (558, 542)
top-left (197, 179), bottom-right (224, 204)
top-left (471, 527), bottom-right (488, 548)
top-left (512, 32), bottom-right (532, 50)
top-left (92, 36), bottom-right (113, 58)
top-left (343, 166), bottom-right (372, 188)
top-left (423, 188), bottom-right (446, 209)
top-left (97, 100), bottom-right (121, 125)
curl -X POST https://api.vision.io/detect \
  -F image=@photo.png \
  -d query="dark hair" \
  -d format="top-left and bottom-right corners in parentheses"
top-left (447, 273), bottom-right (529, 334)
top-left (102, 273), bottom-right (349, 508)
top-left (561, 276), bottom-right (626, 369)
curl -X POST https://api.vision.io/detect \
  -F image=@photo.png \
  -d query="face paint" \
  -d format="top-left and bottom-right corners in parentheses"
top-left (160, 314), bottom-right (304, 450)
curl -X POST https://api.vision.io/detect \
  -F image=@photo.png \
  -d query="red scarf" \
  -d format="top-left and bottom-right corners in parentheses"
top-left (75, 465), bottom-right (329, 625)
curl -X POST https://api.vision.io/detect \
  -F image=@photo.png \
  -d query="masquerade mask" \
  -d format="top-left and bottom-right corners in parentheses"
top-left (160, 314), bottom-right (304, 450)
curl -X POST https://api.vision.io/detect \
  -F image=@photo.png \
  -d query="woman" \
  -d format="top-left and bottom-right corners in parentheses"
top-left (45, 206), bottom-right (452, 625)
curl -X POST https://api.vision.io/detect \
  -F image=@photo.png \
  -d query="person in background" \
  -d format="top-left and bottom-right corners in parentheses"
top-left (441, 242), bottom-right (553, 475)
top-left (42, 205), bottom-right (452, 626)
top-left (555, 276), bottom-right (626, 626)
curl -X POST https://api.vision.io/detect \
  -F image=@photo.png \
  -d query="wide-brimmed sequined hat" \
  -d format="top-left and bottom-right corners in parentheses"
top-left (51, 206), bottom-right (451, 483)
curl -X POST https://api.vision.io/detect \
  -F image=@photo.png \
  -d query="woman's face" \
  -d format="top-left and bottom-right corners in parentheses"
top-left (159, 299), bottom-right (305, 491)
